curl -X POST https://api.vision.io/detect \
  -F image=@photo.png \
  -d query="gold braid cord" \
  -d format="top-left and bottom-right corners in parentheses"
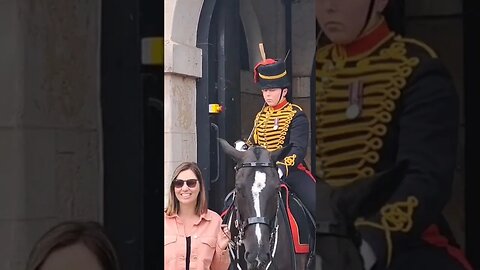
top-left (355, 196), bottom-right (419, 267)
top-left (252, 103), bottom-right (299, 151)
top-left (276, 154), bottom-right (297, 177)
top-left (316, 35), bottom-right (423, 186)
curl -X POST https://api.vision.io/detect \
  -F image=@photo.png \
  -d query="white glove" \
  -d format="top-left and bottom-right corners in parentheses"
top-left (234, 140), bottom-right (248, 151)
top-left (277, 168), bottom-right (284, 179)
top-left (360, 239), bottom-right (377, 270)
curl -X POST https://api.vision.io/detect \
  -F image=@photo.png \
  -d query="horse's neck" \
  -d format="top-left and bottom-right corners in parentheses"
top-left (274, 199), bottom-right (303, 270)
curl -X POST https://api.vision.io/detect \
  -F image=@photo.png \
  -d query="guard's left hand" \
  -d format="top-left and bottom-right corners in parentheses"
top-left (360, 239), bottom-right (377, 270)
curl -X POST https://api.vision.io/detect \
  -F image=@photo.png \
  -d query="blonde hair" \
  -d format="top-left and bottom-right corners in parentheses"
top-left (26, 221), bottom-right (120, 270)
top-left (165, 162), bottom-right (208, 216)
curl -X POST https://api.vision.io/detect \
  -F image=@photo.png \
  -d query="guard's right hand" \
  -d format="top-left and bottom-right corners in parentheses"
top-left (277, 168), bottom-right (284, 180)
top-left (360, 239), bottom-right (377, 270)
top-left (234, 140), bottom-right (248, 151)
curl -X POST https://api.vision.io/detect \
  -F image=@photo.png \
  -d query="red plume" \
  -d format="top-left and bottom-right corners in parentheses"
top-left (253, 58), bottom-right (277, 83)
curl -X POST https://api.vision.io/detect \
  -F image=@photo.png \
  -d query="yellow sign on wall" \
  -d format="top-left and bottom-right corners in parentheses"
top-left (142, 37), bottom-right (163, 65)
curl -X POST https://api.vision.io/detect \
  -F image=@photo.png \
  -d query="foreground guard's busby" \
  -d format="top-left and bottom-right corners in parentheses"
top-left (254, 58), bottom-right (290, 89)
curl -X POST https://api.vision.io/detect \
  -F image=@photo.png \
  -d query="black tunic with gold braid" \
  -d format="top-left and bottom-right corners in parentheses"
top-left (249, 100), bottom-right (316, 218)
top-left (316, 21), bottom-right (471, 269)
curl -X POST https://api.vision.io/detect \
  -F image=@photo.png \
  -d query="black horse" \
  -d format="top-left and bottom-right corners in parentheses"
top-left (315, 161), bottom-right (407, 270)
top-left (219, 139), bottom-right (315, 270)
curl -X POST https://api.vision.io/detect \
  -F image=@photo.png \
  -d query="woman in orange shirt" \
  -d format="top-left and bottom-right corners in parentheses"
top-left (164, 162), bottom-right (231, 270)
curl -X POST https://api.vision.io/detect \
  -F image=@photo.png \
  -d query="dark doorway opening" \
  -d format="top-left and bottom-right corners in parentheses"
top-left (101, 0), bottom-right (163, 269)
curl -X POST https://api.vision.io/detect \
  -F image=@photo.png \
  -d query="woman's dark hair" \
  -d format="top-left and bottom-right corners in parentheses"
top-left (26, 221), bottom-right (120, 270)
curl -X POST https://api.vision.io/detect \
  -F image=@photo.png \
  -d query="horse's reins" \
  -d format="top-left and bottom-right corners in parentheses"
top-left (230, 161), bottom-right (281, 270)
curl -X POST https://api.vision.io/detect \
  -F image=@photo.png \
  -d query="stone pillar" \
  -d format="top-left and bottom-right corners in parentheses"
top-left (164, 0), bottom-right (204, 205)
top-left (291, 0), bottom-right (315, 169)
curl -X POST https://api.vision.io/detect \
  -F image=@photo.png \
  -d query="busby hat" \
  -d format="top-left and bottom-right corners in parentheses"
top-left (253, 58), bottom-right (290, 90)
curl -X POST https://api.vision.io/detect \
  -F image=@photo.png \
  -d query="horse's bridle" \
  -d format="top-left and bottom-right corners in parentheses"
top-left (231, 161), bottom-right (280, 268)
top-left (234, 162), bottom-right (276, 171)
top-left (234, 161), bottom-right (279, 235)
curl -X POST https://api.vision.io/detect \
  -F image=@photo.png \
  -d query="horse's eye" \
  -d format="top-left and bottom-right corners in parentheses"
top-left (235, 184), bottom-right (245, 194)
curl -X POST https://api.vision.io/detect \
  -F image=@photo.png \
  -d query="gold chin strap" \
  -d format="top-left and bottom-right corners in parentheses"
top-left (274, 91), bottom-right (286, 108)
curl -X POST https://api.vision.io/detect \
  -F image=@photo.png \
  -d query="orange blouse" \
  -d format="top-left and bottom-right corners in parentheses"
top-left (164, 209), bottom-right (230, 270)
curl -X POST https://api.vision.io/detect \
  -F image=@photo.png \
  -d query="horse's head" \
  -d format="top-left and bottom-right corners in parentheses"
top-left (219, 138), bottom-right (291, 270)
top-left (316, 161), bottom-right (408, 270)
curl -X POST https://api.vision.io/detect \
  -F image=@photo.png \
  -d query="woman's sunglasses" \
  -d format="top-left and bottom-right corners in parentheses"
top-left (173, 179), bottom-right (198, 188)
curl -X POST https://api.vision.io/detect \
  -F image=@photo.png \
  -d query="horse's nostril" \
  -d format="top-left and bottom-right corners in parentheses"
top-left (259, 252), bottom-right (271, 262)
top-left (244, 251), bottom-right (253, 263)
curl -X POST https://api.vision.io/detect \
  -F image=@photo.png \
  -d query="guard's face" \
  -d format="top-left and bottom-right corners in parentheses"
top-left (262, 88), bottom-right (286, 107)
top-left (316, 0), bottom-right (388, 45)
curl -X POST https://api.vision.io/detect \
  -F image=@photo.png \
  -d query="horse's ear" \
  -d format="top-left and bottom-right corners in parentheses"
top-left (333, 160), bottom-right (408, 219)
top-left (218, 138), bottom-right (245, 162)
top-left (270, 143), bottom-right (292, 163)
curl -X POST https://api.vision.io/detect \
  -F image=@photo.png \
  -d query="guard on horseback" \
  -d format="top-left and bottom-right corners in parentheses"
top-left (246, 52), bottom-right (316, 219)
top-left (220, 45), bottom-right (317, 270)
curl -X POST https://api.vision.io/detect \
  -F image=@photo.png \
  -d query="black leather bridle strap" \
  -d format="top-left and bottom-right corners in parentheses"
top-left (235, 162), bottom-right (276, 171)
top-left (246, 217), bottom-right (272, 227)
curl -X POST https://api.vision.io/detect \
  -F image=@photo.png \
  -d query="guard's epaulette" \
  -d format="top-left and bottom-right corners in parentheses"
top-left (394, 35), bottom-right (438, 58)
top-left (291, 103), bottom-right (303, 112)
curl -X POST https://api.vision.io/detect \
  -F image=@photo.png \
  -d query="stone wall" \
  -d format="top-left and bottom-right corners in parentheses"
top-left (0, 0), bottom-right (101, 269)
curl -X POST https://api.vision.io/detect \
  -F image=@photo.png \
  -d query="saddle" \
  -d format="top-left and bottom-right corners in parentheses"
top-left (221, 183), bottom-right (316, 256)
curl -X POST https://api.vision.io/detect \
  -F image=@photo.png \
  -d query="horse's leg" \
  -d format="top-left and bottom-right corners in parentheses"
top-left (274, 224), bottom-right (297, 270)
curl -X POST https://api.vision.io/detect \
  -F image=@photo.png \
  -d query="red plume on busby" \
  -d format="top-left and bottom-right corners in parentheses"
top-left (253, 58), bottom-right (290, 89)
